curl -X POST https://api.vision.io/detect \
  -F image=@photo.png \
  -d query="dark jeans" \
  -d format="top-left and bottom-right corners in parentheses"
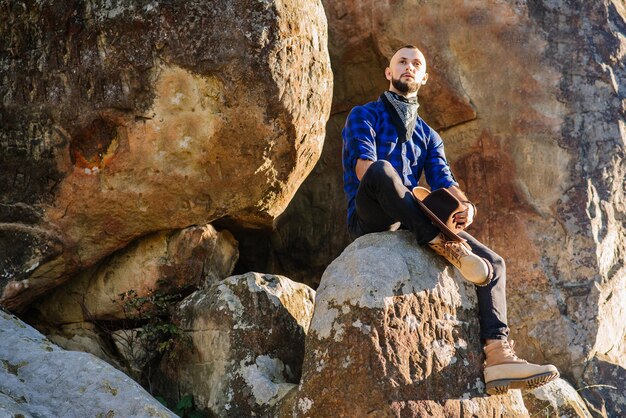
top-left (348, 160), bottom-right (509, 340)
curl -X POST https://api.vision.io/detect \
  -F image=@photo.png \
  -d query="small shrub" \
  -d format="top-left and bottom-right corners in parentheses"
top-left (156, 394), bottom-right (204, 418)
top-left (115, 284), bottom-right (192, 393)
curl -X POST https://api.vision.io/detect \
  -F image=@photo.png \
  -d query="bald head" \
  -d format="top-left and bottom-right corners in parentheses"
top-left (385, 46), bottom-right (428, 97)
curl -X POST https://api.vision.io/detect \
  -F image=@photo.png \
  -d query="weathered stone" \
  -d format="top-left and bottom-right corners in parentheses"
top-left (0, 0), bottom-right (332, 310)
top-left (29, 224), bottom-right (238, 324)
top-left (273, 385), bottom-right (300, 418)
top-left (522, 379), bottom-right (593, 418)
top-left (161, 272), bottom-right (315, 417)
top-left (0, 309), bottom-right (175, 418)
top-left (290, 231), bottom-right (529, 417)
top-left (578, 354), bottom-right (626, 418)
top-left (0, 391), bottom-right (32, 418)
top-left (45, 322), bottom-right (119, 366)
top-left (268, 3), bottom-right (626, 414)
top-left (235, 112), bottom-right (352, 290)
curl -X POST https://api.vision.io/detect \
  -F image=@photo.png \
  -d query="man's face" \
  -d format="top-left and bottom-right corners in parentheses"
top-left (385, 48), bottom-right (428, 96)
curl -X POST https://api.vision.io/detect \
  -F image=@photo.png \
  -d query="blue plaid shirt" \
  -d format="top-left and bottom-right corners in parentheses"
top-left (342, 98), bottom-right (458, 222)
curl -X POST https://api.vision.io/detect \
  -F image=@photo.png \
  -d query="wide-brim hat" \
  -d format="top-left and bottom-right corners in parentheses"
top-left (412, 186), bottom-right (465, 242)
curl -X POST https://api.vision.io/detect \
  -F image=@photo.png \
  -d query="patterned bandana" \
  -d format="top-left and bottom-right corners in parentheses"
top-left (380, 90), bottom-right (420, 143)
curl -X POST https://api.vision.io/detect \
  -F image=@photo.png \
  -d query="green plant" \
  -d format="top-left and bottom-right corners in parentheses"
top-left (120, 288), bottom-right (190, 353)
top-left (114, 284), bottom-right (193, 392)
top-left (156, 394), bottom-right (205, 418)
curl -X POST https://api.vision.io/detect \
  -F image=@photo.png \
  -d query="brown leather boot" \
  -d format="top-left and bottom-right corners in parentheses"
top-left (428, 233), bottom-right (492, 286)
top-left (483, 339), bottom-right (559, 395)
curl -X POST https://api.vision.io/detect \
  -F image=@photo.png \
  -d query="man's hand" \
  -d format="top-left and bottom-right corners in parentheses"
top-left (447, 185), bottom-right (475, 230)
top-left (453, 203), bottom-right (475, 229)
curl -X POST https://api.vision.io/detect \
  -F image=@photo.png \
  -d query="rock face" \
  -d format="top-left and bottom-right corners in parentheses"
top-left (289, 231), bottom-right (528, 417)
top-left (45, 322), bottom-right (120, 367)
top-left (162, 272), bottom-right (315, 417)
top-left (0, 309), bottom-right (174, 418)
top-left (30, 224), bottom-right (238, 324)
top-left (579, 354), bottom-right (626, 417)
top-left (269, 1), bottom-right (626, 412)
top-left (0, 0), bottom-right (333, 310)
top-left (522, 379), bottom-right (593, 418)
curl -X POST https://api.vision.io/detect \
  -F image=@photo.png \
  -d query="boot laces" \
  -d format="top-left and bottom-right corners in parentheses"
top-left (501, 340), bottom-right (523, 362)
top-left (441, 241), bottom-right (469, 263)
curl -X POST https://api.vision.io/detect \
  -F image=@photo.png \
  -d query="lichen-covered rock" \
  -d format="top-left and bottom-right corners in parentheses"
top-left (0, 309), bottom-right (175, 418)
top-left (0, 0), bottom-right (332, 311)
top-left (522, 379), bottom-right (593, 418)
top-left (162, 272), bottom-right (315, 417)
top-left (0, 391), bottom-right (32, 418)
top-left (578, 354), bottom-right (626, 418)
top-left (289, 231), bottom-right (528, 417)
top-left (29, 224), bottom-right (238, 324)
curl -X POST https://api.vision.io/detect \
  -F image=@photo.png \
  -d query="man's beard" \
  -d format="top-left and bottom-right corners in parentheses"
top-left (391, 77), bottom-right (419, 94)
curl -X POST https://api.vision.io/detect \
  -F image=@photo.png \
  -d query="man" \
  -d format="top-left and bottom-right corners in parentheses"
top-left (341, 45), bottom-right (559, 395)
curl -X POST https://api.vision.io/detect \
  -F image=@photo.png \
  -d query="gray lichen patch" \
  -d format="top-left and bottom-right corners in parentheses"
top-left (239, 355), bottom-right (294, 406)
top-left (1, 360), bottom-right (28, 376)
top-left (100, 380), bottom-right (119, 396)
top-left (143, 404), bottom-right (174, 418)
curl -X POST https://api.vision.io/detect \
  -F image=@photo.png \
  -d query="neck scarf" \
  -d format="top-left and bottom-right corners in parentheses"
top-left (380, 91), bottom-right (419, 143)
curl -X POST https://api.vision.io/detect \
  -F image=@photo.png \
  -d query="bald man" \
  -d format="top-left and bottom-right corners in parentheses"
top-left (341, 45), bottom-right (559, 395)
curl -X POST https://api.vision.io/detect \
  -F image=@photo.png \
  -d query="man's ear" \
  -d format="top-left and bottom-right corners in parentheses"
top-left (421, 72), bottom-right (429, 85)
top-left (385, 67), bottom-right (392, 81)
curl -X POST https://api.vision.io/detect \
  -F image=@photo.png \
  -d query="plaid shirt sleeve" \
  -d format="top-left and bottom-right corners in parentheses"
top-left (424, 130), bottom-right (459, 190)
top-left (342, 105), bottom-right (378, 173)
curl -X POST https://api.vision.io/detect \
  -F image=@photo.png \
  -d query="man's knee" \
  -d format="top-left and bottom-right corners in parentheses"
top-left (370, 159), bottom-right (393, 171)
top-left (365, 160), bottom-right (397, 181)
top-left (489, 254), bottom-right (506, 277)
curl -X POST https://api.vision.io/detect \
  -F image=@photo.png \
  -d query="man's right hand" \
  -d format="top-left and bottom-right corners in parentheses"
top-left (453, 203), bottom-right (475, 229)
top-left (356, 158), bottom-right (374, 181)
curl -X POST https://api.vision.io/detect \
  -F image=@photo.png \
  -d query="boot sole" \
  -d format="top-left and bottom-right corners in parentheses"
top-left (485, 371), bottom-right (560, 395)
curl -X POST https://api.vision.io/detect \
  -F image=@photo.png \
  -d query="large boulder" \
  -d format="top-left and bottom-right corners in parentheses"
top-left (161, 272), bottom-right (315, 417)
top-left (289, 231), bottom-right (529, 417)
top-left (0, 309), bottom-right (174, 418)
top-left (269, 1), bottom-right (626, 412)
top-left (29, 224), bottom-right (238, 324)
top-left (0, 0), bottom-right (333, 310)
